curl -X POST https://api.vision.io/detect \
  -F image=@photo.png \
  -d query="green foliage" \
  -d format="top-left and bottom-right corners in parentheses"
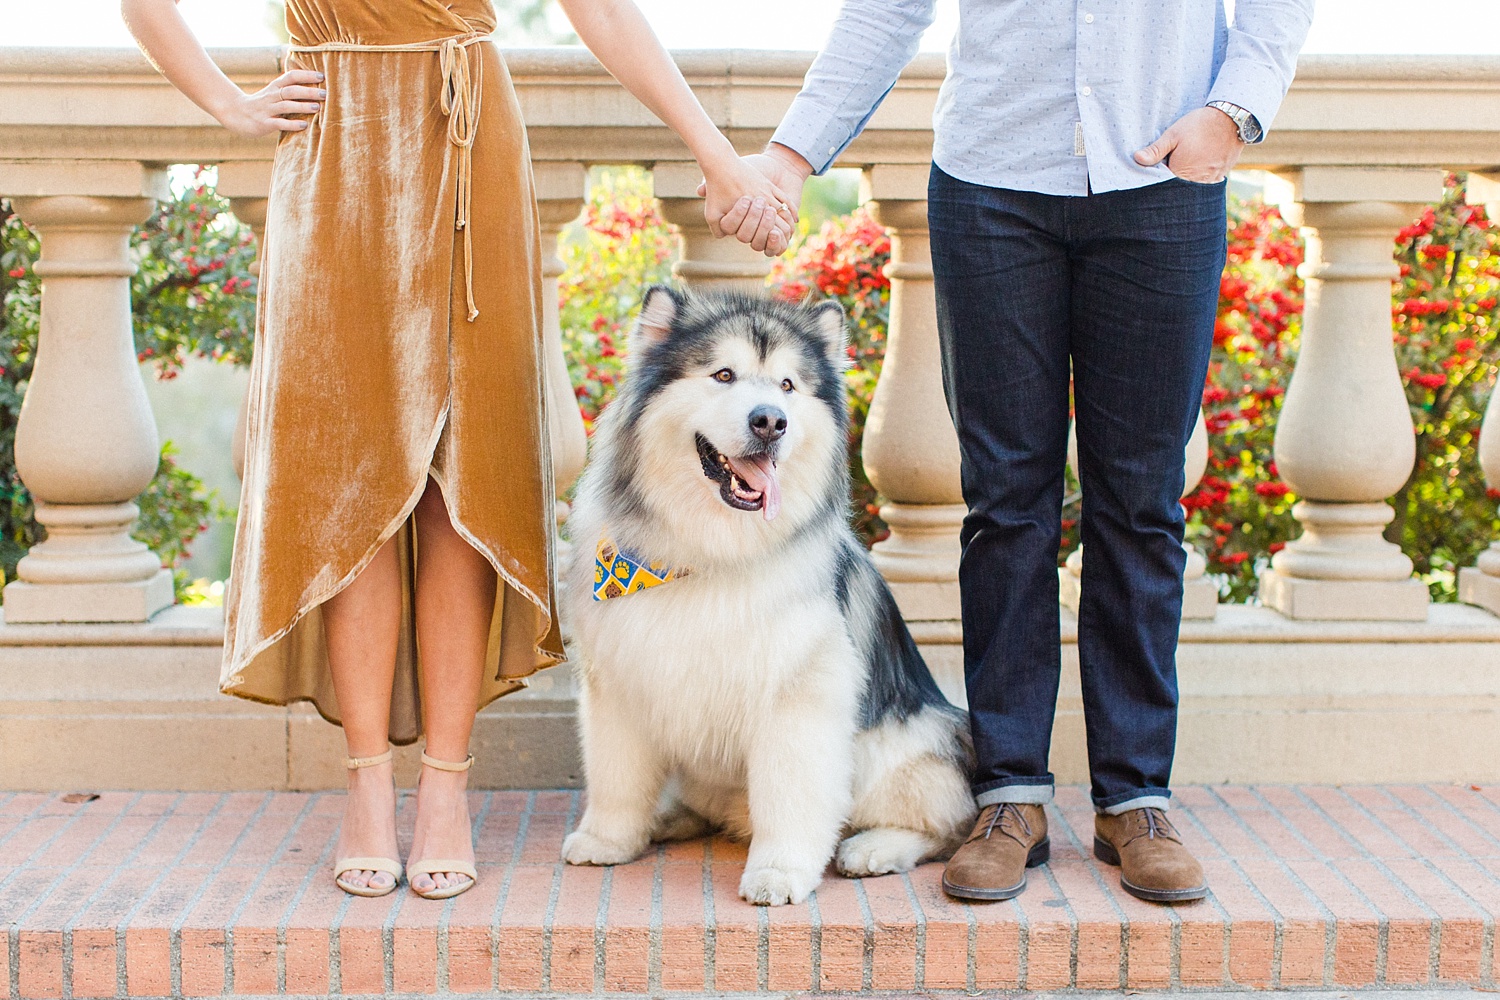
top-left (134, 444), bottom-right (231, 595)
top-left (0, 172), bottom-right (255, 594)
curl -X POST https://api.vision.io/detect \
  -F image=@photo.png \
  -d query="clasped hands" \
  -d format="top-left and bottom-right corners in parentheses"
top-left (703, 106), bottom-right (1245, 258)
top-left (698, 146), bottom-right (814, 258)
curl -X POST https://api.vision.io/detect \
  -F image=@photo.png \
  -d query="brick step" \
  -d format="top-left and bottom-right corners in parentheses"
top-left (3, 785), bottom-right (1499, 997)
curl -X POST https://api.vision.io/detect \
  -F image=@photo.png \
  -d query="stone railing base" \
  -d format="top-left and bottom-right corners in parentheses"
top-left (3, 603), bottom-right (1499, 790)
top-left (1258, 568), bottom-right (1431, 621)
top-left (1, 569), bottom-right (173, 625)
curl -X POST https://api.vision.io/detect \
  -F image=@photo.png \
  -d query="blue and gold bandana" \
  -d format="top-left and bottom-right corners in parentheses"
top-left (593, 535), bottom-right (691, 601)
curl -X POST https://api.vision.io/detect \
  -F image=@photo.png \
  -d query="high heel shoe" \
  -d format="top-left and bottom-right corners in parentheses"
top-left (333, 749), bottom-right (403, 898)
top-left (406, 751), bottom-right (478, 900)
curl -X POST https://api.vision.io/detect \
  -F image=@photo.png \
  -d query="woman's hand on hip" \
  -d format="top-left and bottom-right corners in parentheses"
top-left (122, 0), bottom-right (323, 140)
top-left (217, 69), bottom-right (327, 138)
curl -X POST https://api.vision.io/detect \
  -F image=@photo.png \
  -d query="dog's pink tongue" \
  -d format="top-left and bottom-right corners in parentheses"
top-left (730, 454), bottom-right (782, 521)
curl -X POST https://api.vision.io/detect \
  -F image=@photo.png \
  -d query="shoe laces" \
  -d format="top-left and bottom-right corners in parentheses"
top-left (1121, 807), bottom-right (1182, 848)
top-left (973, 802), bottom-right (1033, 845)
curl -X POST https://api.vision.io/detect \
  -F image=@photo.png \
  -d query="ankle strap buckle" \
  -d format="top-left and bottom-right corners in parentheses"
top-left (344, 749), bottom-right (393, 770)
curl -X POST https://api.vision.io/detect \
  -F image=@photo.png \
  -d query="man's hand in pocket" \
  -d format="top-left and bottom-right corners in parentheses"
top-left (1134, 106), bottom-right (1244, 184)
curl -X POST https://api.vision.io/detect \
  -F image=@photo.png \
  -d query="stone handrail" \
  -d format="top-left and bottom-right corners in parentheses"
top-left (2, 48), bottom-right (1499, 625)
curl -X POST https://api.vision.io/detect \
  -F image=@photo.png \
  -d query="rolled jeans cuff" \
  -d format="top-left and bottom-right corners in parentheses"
top-left (975, 782), bottom-right (1055, 807)
top-left (1098, 794), bottom-right (1172, 816)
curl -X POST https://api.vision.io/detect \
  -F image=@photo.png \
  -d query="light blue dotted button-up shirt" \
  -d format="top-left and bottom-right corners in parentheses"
top-left (771, 0), bottom-right (1314, 196)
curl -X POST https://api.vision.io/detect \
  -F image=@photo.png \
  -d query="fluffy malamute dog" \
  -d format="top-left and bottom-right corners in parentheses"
top-left (561, 287), bottom-right (976, 905)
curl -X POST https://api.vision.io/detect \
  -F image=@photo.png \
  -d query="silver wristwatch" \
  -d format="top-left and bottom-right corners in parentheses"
top-left (1207, 100), bottom-right (1264, 144)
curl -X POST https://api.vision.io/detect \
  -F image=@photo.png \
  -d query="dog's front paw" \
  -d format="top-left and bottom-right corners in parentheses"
top-left (835, 828), bottom-right (930, 877)
top-left (739, 865), bottom-right (820, 906)
top-left (561, 829), bottom-right (645, 867)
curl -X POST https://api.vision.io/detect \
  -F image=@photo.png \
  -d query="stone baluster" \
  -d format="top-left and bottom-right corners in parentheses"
top-left (0, 162), bottom-right (174, 622)
top-left (1458, 173), bottom-right (1500, 613)
top-left (861, 165), bottom-right (966, 624)
top-left (218, 161), bottom-right (272, 482)
top-left (533, 162), bottom-right (591, 544)
top-left (1258, 167), bottom-right (1445, 621)
top-left (654, 161), bottom-right (778, 292)
top-left (1060, 408), bottom-right (1215, 619)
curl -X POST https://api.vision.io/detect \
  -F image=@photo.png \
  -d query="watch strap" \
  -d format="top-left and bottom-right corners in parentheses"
top-left (1207, 100), bottom-right (1264, 144)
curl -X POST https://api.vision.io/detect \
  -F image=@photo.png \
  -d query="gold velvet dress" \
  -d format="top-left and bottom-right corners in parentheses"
top-left (220, 0), bottom-right (565, 744)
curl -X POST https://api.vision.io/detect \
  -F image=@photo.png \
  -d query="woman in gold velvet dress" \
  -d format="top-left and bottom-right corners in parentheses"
top-left (122, 0), bottom-right (793, 900)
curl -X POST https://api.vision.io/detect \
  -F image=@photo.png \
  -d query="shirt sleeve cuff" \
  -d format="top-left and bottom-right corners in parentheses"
top-left (771, 93), bottom-right (856, 176)
top-left (1207, 57), bottom-right (1290, 142)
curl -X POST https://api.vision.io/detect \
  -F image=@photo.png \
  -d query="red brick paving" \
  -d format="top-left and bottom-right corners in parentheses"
top-left (1, 786), bottom-right (1499, 996)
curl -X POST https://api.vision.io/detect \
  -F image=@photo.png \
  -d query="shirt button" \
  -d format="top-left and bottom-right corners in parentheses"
top-left (1081, 85), bottom-right (1093, 96)
top-left (1084, 12), bottom-right (1094, 21)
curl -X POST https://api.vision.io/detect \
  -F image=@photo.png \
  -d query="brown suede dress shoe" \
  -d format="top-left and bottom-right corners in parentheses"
top-left (1094, 807), bottom-right (1208, 902)
top-left (942, 802), bottom-right (1049, 901)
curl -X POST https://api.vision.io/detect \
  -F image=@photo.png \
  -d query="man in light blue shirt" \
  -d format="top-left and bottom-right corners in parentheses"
top-left (717, 0), bottom-right (1313, 903)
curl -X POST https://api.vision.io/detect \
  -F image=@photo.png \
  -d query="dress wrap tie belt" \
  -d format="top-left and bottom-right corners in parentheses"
top-left (288, 32), bottom-right (487, 321)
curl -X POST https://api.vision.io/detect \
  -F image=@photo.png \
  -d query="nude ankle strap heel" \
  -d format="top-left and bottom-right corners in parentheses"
top-left (334, 747), bottom-right (400, 898)
top-left (408, 749), bottom-right (477, 900)
top-left (419, 751), bottom-right (473, 772)
top-left (345, 748), bottom-right (393, 770)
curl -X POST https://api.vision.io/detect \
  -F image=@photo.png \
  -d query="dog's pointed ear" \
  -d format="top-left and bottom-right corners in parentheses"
top-left (807, 299), bottom-right (849, 368)
top-left (629, 285), bottom-right (683, 355)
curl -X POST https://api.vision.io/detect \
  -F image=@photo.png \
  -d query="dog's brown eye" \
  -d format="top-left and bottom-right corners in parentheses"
top-left (781, 378), bottom-right (795, 393)
top-left (713, 368), bottom-right (735, 384)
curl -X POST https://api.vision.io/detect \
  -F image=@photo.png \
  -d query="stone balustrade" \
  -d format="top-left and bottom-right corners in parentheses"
top-left (2, 48), bottom-right (1500, 790)
top-left (5, 48), bottom-right (1497, 626)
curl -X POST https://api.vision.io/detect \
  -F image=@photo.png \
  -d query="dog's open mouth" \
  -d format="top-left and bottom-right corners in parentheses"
top-left (696, 434), bottom-right (781, 521)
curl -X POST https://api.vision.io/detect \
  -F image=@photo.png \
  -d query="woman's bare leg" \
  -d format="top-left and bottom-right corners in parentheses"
top-left (408, 477), bottom-right (497, 894)
top-left (323, 536), bottom-right (402, 891)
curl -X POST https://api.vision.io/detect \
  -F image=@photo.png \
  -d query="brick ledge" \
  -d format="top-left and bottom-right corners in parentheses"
top-left (4, 784), bottom-right (1500, 997)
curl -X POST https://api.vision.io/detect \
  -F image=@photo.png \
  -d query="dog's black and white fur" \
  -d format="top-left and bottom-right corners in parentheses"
top-left (561, 287), bottom-right (976, 905)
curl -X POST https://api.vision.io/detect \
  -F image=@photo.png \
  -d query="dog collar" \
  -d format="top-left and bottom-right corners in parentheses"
top-left (593, 534), bottom-right (691, 601)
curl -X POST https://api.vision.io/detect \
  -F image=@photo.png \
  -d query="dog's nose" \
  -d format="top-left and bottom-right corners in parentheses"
top-left (748, 404), bottom-right (787, 443)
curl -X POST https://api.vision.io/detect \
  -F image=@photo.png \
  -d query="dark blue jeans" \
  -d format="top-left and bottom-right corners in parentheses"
top-left (927, 165), bottom-right (1226, 814)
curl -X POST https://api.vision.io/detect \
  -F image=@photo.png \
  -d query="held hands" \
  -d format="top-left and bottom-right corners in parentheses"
top-left (698, 146), bottom-right (813, 257)
top-left (215, 69), bottom-right (327, 139)
top-left (1134, 106), bottom-right (1244, 184)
